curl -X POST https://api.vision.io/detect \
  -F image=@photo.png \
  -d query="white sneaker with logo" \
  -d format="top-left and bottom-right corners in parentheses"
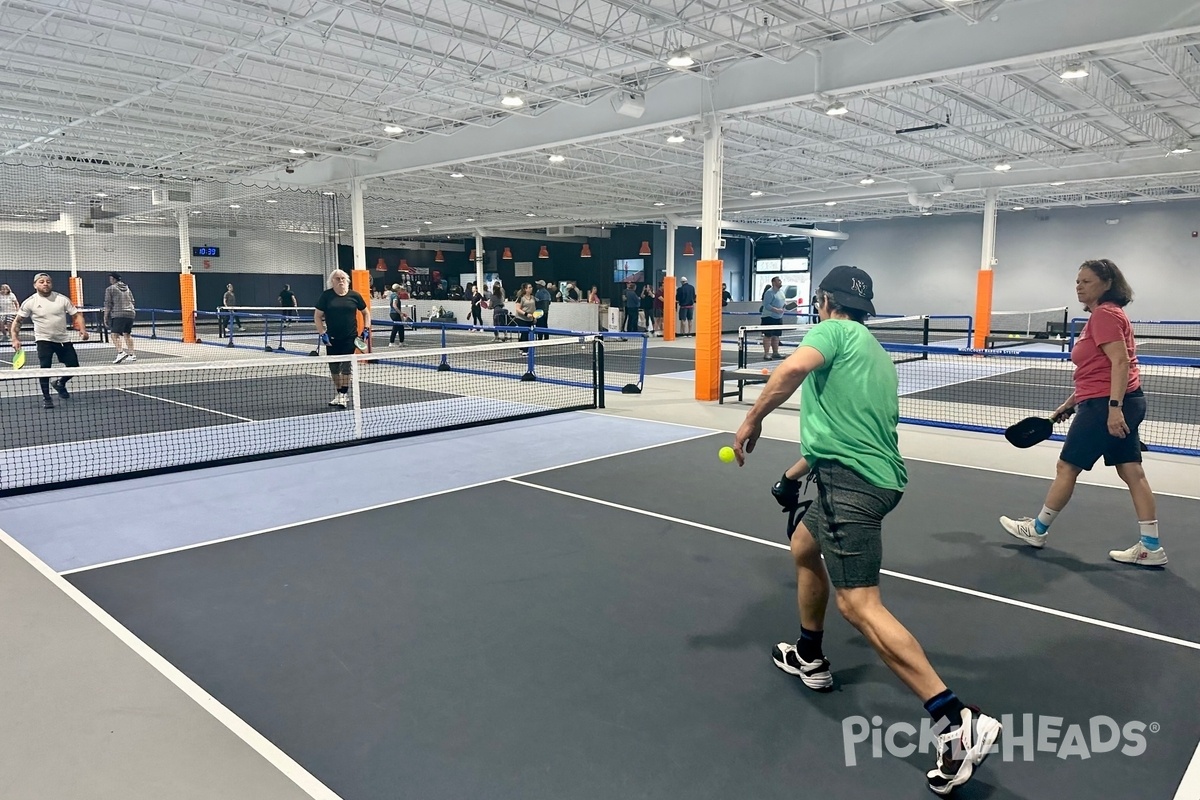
top-left (1109, 541), bottom-right (1167, 567)
top-left (999, 516), bottom-right (1047, 548)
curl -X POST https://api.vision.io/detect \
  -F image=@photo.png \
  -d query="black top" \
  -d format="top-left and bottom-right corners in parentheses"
top-left (279, 290), bottom-right (295, 306)
top-left (315, 289), bottom-right (366, 339)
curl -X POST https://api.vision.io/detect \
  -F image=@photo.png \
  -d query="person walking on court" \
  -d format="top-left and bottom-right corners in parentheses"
top-left (534, 281), bottom-right (552, 339)
top-left (388, 283), bottom-right (408, 346)
top-left (733, 266), bottom-right (1001, 796)
top-left (760, 276), bottom-right (786, 360)
top-left (0, 284), bottom-right (19, 348)
top-left (489, 282), bottom-right (509, 342)
top-left (278, 283), bottom-right (298, 326)
top-left (622, 282), bottom-right (641, 333)
top-left (9, 273), bottom-right (90, 409)
top-left (314, 269), bottom-right (368, 409)
top-left (223, 283), bottom-right (244, 334)
top-left (511, 283), bottom-right (537, 348)
top-left (675, 276), bottom-right (696, 336)
top-left (1000, 259), bottom-right (1165, 566)
top-left (469, 283), bottom-right (485, 328)
top-left (103, 272), bottom-right (137, 364)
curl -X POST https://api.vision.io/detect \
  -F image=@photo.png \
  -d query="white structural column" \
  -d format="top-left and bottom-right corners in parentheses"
top-left (176, 211), bottom-right (191, 273)
top-left (701, 113), bottom-right (724, 261)
top-left (350, 178), bottom-right (367, 274)
top-left (475, 232), bottom-right (485, 291)
top-left (973, 189), bottom-right (999, 349)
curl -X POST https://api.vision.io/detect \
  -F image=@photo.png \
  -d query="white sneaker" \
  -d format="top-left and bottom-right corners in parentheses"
top-left (999, 515), bottom-right (1047, 548)
top-left (126, 353), bottom-right (136, 362)
top-left (1109, 541), bottom-right (1167, 567)
top-left (334, 394), bottom-right (348, 408)
top-left (927, 707), bottom-right (1002, 796)
top-left (113, 352), bottom-right (129, 364)
top-left (771, 641), bottom-right (833, 691)
top-left (328, 394), bottom-right (342, 407)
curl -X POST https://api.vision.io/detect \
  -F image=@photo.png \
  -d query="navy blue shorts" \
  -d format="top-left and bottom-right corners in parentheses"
top-left (1060, 391), bottom-right (1146, 470)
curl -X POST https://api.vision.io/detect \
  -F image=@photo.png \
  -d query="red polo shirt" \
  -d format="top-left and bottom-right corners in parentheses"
top-left (1070, 302), bottom-right (1140, 401)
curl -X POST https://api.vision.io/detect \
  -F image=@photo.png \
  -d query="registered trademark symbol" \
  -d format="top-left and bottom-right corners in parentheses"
top-left (1149, 722), bottom-right (1161, 734)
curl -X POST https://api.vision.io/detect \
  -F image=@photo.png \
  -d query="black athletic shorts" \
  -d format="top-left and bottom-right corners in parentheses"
top-left (108, 316), bottom-right (133, 335)
top-left (1060, 390), bottom-right (1146, 470)
top-left (37, 340), bottom-right (80, 369)
top-left (761, 316), bottom-right (783, 331)
top-left (798, 460), bottom-right (903, 589)
top-left (326, 336), bottom-right (356, 375)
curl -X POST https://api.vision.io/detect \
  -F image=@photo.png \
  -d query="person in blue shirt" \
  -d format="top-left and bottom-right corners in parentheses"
top-left (760, 276), bottom-right (787, 360)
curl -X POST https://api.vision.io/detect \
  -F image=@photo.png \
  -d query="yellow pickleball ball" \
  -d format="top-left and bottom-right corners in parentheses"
top-left (719, 446), bottom-right (736, 463)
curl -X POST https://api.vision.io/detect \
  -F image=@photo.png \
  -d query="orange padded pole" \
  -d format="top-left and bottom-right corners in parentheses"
top-left (694, 259), bottom-right (722, 401)
top-left (662, 275), bottom-right (676, 341)
top-left (180, 273), bottom-right (198, 343)
top-left (68, 276), bottom-right (83, 308)
top-left (972, 269), bottom-right (994, 349)
top-left (351, 269), bottom-right (372, 351)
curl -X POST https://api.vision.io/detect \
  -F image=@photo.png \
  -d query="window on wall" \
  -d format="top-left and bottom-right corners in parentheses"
top-left (753, 257), bottom-right (811, 308)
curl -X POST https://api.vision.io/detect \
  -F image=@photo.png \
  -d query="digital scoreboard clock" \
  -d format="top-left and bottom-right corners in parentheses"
top-left (192, 246), bottom-right (220, 257)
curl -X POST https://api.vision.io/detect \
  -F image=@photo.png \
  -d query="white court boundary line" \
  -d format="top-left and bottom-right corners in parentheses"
top-left (116, 388), bottom-right (255, 422)
top-left (60, 428), bottom-right (717, 576)
top-left (0, 526), bottom-right (342, 800)
top-left (507, 478), bottom-right (1200, 652)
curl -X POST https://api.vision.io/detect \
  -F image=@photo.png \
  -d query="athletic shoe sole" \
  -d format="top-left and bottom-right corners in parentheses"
top-left (928, 714), bottom-right (1003, 796)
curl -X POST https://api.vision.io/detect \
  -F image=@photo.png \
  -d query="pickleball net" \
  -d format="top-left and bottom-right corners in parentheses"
top-left (0, 336), bottom-right (604, 495)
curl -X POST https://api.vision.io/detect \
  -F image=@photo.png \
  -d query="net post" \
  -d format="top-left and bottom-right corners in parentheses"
top-left (437, 324), bottom-right (450, 371)
top-left (595, 338), bottom-right (606, 408)
top-left (521, 340), bottom-right (537, 381)
top-left (694, 259), bottom-right (722, 401)
top-left (68, 276), bottom-right (84, 308)
top-left (350, 356), bottom-right (364, 438)
top-left (180, 274), bottom-right (198, 344)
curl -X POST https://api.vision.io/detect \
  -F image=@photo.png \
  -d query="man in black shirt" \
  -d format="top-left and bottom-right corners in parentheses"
top-left (314, 269), bottom-right (368, 409)
top-left (279, 284), bottom-right (297, 326)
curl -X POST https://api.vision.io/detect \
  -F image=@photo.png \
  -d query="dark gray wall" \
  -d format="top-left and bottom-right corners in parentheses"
top-left (811, 201), bottom-right (1200, 320)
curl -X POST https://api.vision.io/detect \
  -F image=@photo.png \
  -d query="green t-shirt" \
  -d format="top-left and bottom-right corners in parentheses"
top-left (798, 319), bottom-right (908, 491)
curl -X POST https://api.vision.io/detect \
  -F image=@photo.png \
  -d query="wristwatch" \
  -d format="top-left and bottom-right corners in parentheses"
top-left (1109, 400), bottom-right (1122, 408)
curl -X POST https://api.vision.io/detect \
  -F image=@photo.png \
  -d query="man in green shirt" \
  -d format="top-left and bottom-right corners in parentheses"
top-left (733, 266), bottom-right (1000, 796)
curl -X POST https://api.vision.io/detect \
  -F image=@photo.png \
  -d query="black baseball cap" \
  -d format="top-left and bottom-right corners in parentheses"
top-left (819, 265), bottom-right (875, 315)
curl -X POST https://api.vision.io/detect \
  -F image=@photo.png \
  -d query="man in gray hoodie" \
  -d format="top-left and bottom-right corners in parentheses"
top-left (103, 272), bottom-right (137, 363)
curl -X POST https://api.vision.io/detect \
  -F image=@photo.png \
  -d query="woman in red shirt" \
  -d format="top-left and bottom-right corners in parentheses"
top-left (1000, 259), bottom-right (1164, 567)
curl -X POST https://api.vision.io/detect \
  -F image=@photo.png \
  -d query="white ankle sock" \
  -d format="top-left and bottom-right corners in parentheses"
top-left (1034, 506), bottom-right (1059, 533)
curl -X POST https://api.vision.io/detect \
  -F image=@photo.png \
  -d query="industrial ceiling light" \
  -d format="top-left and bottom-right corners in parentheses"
top-left (289, 148), bottom-right (306, 154)
top-left (750, 190), bottom-right (764, 197)
top-left (465, 217), bottom-right (475, 222)
top-left (922, 211), bottom-right (934, 216)
top-left (666, 49), bottom-right (695, 68)
top-left (1050, 181), bottom-right (1067, 186)
top-left (435, 250), bottom-right (445, 262)
top-left (538, 245), bottom-right (549, 259)
top-left (859, 177), bottom-right (875, 185)
top-left (639, 241), bottom-right (652, 256)
top-left (380, 224), bottom-right (389, 228)
top-left (580, 244), bottom-right (592, 258)
top-left (502, 247), bottom-right (513, 259)
top-left (1119, 199), bottom-right (1131, 204)
top-left (667, 132), bottom-right (686, 143)
top-left (228, 204), bottom-right (241, 209)
top-left (1012, 205), bottom-right (1026, 211)
top-left (450, 169), bottom-right (465, 177)
top-left (653, 201), bottom-right (666, 206)
top-left (95, 192), bottom-right (108, 197)
top-left (383, 125), bottom-right (404, 134)
top-left (1170, 141), bottom-right (1194, 154)
top-left (825, 201), bottom-right (838, 206)
top-left (825, 101), bottom-right (848, 116)
top-left (1060, 63), bottom-right (1089, 80)
top-left (993, 162), bottom-right (1012, 172)
top-left (547, 154), bottom-right (566, 163)
top-left (525, 212), bottom-right (537, 217)
top-left (682, 242), bottom-right (695, 256)
top-left (501, 91), bottom-right (524, 107)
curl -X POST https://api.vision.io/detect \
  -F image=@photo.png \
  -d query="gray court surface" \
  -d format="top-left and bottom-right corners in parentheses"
top-left (64, 435), bottom-right (1200, 800)
top-left (645, 345), bottom-right (736, 375)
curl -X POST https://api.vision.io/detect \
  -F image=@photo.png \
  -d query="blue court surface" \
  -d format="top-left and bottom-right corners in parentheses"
top-left (1, 415), bottom-right (1198, 800)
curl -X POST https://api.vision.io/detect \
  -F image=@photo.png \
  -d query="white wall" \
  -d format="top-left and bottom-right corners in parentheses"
top-left (0, 229), bottom-right (327, 274)
top-left (812, 201), bottom-right (1200, 321)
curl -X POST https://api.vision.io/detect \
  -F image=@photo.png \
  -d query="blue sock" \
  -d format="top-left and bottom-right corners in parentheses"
top-left (924, 689), bottom-right (966, 728)
top-left (1139, 520), bottom-right (1159, 550)
top-left (797, 627), bottom-right (824, 662)
top-left (1034, 505), bottom-right (1059, 535)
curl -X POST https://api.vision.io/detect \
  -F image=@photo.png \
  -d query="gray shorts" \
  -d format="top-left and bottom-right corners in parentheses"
top-left (799, 461), bottom-right (902, 589)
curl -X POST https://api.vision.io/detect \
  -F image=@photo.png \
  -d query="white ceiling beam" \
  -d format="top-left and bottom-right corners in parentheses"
top-left (258, 0), bottom-right (1200, 187)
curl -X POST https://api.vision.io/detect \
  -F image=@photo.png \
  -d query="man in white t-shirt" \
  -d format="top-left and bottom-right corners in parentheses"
top-left (9, 273), bottom-right (90, 408)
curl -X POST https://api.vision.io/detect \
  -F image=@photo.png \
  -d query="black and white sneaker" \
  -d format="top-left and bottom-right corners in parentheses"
top-left (42, 396), bottom-right (54, 409)
top-left (113, 352), bottom-right (129, 364)
top-left (771, 641), bottom-right (833, 691)
top-left (51, 379), bottom-right (70, 399)
top-left (927, 707), bottom-right (1002, 796)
